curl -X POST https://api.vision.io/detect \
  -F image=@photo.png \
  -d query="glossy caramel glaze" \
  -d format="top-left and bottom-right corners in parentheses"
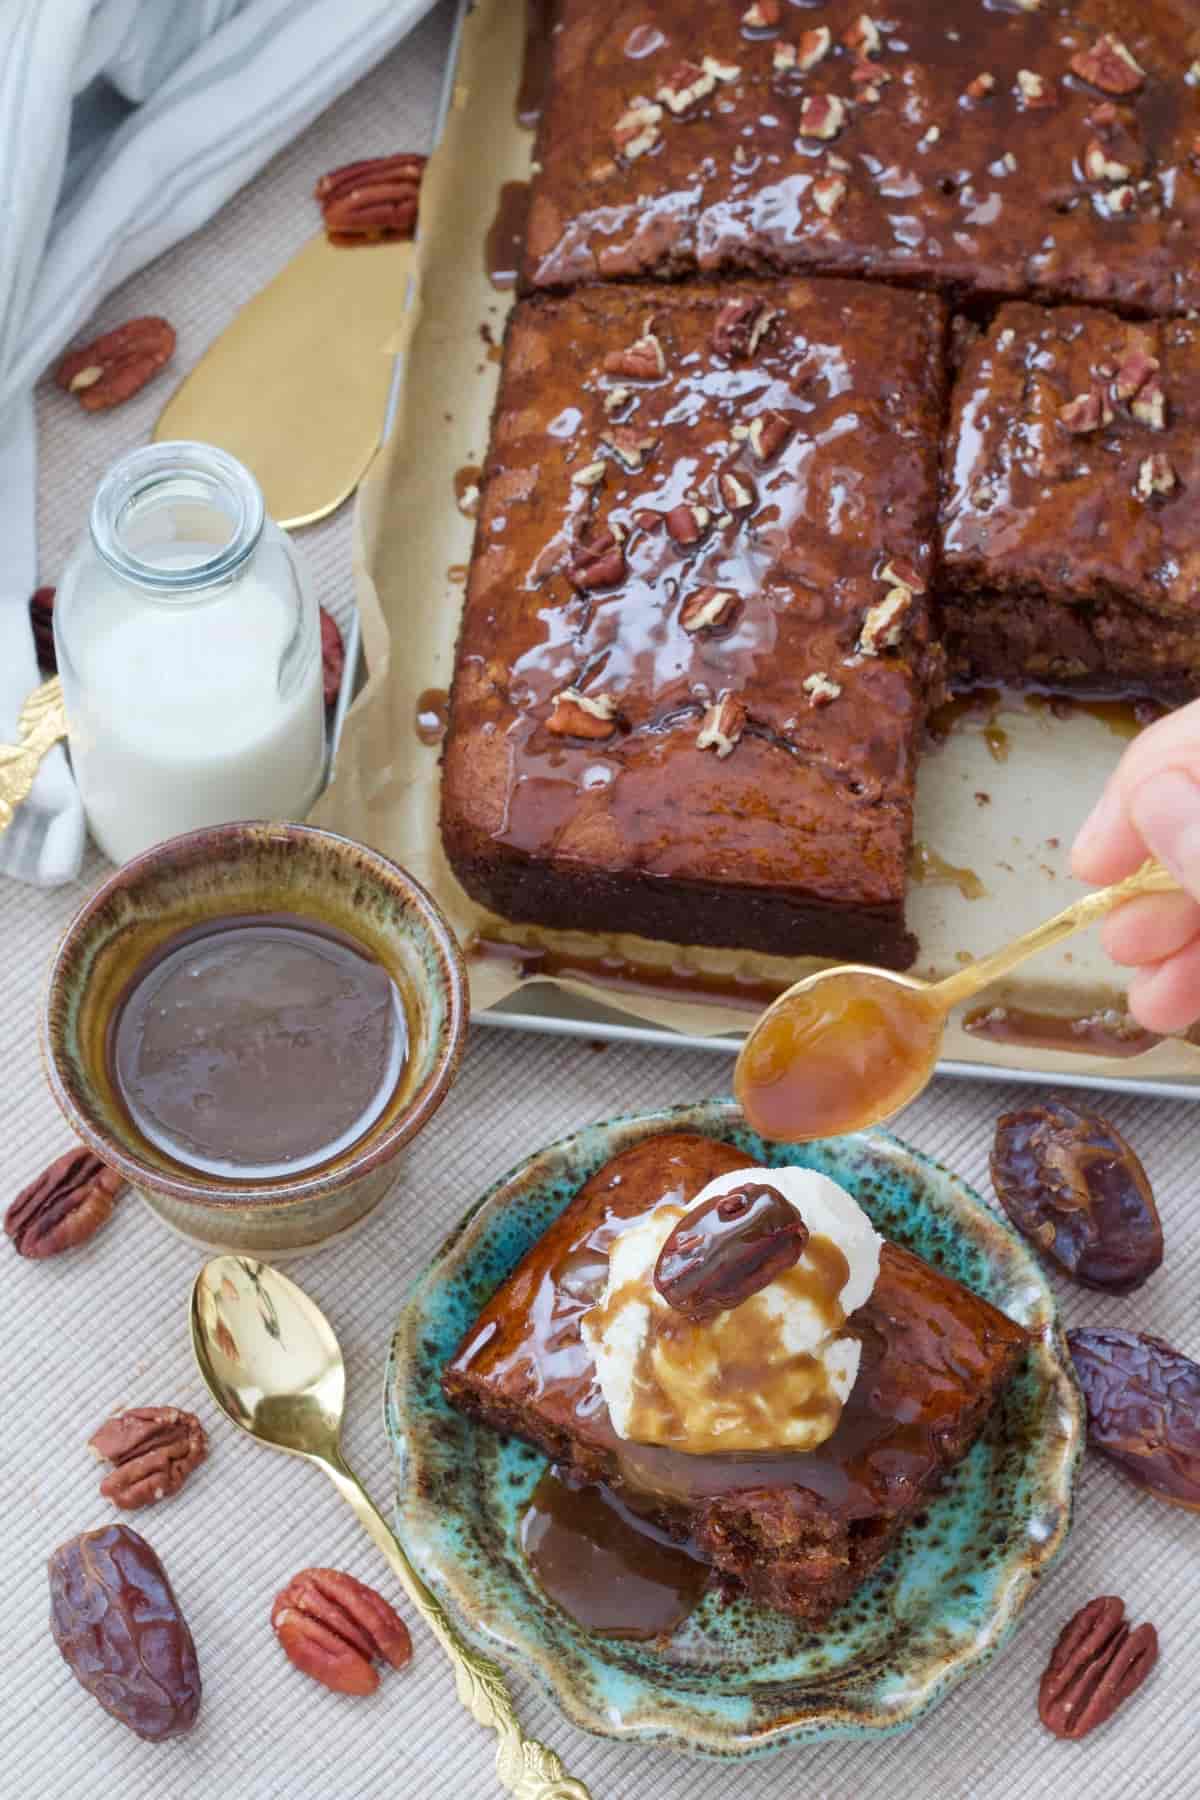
top-left (942, 307), bottom-right (1200, 650)
top-left (443, 1132), bottom-right (1028, 1621)
top-left (440, 279), bottom-right (946, 967)
top-left (523, 1), bottom-right (1200, 317)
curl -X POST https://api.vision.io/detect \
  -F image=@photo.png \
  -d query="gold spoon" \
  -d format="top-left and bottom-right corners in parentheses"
top-left (191, 1256), bottom-right (590, 1800)
top-left (734, 858), bottom-right (1180, 1143)
top-left (0, 677), bottom-right (68, 837)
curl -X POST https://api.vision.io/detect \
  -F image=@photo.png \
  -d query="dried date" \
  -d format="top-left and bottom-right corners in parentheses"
top-left (991, 1100), bottom-right (1162, 1293)
top-left (30, 586), bottom-right (56, 672)
top-left (48, 1524), bottom-right (200, 1740)
top-left (655, 1182), bottom-right (808, 1321)
top-left (6, 1148), bottom-right (122, 1258)
top-left (319, 607), bottom-right (345, 708)
top-left (1068, 1327), bottom-right (1200, 1510)
top-left (1039, 1595), bottom-right (1157, 1740)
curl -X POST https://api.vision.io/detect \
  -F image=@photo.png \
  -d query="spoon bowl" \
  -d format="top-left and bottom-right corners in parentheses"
top-left (190, 1256), bottom-right (592, 1800)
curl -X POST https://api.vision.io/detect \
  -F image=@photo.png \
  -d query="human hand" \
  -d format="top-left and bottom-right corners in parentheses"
top-left (1072, 700), bottom-right (1200, 1034)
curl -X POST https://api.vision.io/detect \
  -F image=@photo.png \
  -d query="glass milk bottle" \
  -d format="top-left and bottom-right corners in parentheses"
top-left (55, 443), bottom-right (327, 865)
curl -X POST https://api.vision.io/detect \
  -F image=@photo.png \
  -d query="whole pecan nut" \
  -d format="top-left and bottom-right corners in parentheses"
top-left (55, 317), bottom-right (176, 412)
top-left (6, 1148), bottom-right (122, 1258)
top-left (49, 1524), bottom-right (201, 1740)
top-left (272, 1568), bottom-right (412, 1694)
top-left (1039, 1596), bottom-right (1157, 1739)
top-left (89, 1406), bottom-right (208, 1509)
top-left (320, 607), bottom-right (345, 707)
top-left (315, 153), bottom-right (426, 243)
top-left (30, 586), bottom-right (56, 673)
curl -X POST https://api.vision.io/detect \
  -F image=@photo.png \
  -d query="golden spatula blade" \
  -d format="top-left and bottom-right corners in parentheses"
top-left (155, 233), bottom-right (414, 529)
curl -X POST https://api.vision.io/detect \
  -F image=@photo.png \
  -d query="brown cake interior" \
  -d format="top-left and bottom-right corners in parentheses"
top-left (443, 1132), bottom-right (1028, 1623)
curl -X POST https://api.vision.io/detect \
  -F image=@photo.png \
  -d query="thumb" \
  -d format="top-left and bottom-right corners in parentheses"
top-left (1128, 767), bottom-right (1200, 901)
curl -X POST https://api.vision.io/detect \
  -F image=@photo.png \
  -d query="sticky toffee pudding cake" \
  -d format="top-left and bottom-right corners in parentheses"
top-left (523, 0), bottom-right (1200, 316)
top-left (439, 278), bottom-right (946, 969)
top-left (443, 1132), bottom-right (1028, 1626)
top-left (940, 304), bottom-right (1200, 702)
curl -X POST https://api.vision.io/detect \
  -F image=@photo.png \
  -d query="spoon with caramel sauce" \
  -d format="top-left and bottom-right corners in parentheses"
top-left (736, 859), bottom-right (1179, 1143)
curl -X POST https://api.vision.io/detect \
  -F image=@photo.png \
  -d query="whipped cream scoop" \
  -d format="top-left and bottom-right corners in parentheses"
top-left (581, 1166), bottom-right (883, 1455)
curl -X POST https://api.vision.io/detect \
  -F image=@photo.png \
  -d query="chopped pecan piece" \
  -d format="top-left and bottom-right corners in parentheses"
top-left (1131, 380), bottom-right (1166, 429)
top-left (736, 409), bottom-right (793, 462)
top-left (702, 56), bottom-right (741, 84)
top-left (813, 174), bottom-right (847, 216)
top-left (571, 460), bottom-right (606, 488)
top-left (603, 324), bottom-right (666, 380)
top-left (803, 671), bottom-right (842, 706)
top-left (1039, 1597), bottom-right (1157, 1740)
top-left (1059, 387), bottom-right (1112, 433)
top-left (965, 72), bottom-right (996, 100)
top-left (56, 316), bottom-right (175, 412)
top-left (665, 502), bottom-right (711, 544)
top-left (6, 1148), bottom-right (122, 1258)
top-left (843, 14), bottom-right (880, 57)
top-left (742, 0), bottom-right (780, 27)
top-left (773, 43), bottom-right (796, 72)
top-left (879, 556), bottom-right (925, 595)
top-left (1016, 69), bottom-right (1055, 108)
top-left (697, 695), bottom-right (746, 757)
top-left (568, 527), bottom-right (625, 589)
top-left (601, 426), bottom-right (658, 471)
top-left (315, 152), bottom-right (425, 242)
top-left (272, 1569), bottom-right (411, 1696)
top-left (795, 25), bottom-right (832, 70)
top-left (718, 470), bottom-right (756, 512)
top-left (1097, 182), bottom-right (1137, 217)
top-left (547, 688), bottom-right (619, 739)
top-left (603, 384), bottom-right (633, 415)
top-left (857, 588), bottom-right (911, 656)
top-left (711, 296), bottom-right (777, 359)
top-left (29, 585), bottom-right (56, 673)
top-left (612, 102), bottom-right (663, 159)
top-left (680, 587), bottom-right (740, 634)
top-left (1136, 453), bottom-right (1176, 498)
top-left (1112, 350), bottom-right (1160, 401)
top-left (1083, 139), bottom-right (1131, 182)
top-left (798, 94), bottom-right (847, 140)
top-left (1070, 35), bottom-right (1145, 96)
top-left (656, 60), bottom-right (716, 115)
top-left (89, 1407), bottom-right (208, 1509)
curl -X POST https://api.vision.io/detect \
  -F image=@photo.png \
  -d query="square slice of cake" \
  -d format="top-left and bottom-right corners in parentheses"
top-left (940, 303), bottom-right (1200, 700)
top-left (443, 1132), bottom-right (1029, 1624)
top-left (440, 279), bottom-right (946, 968)
top-left (523, 0), bottom-right (1199, 318)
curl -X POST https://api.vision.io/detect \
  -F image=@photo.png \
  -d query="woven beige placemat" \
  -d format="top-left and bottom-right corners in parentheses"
top-left (4, 8), bottom-right (1197, 1794)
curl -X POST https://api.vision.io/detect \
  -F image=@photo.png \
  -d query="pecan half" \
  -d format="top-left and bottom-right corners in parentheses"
top-left (568, 525), bottom-right (625, 590)
top-left (712, 296), bottom-right (777, 359)
top-left (315, 152), bottom-right (425, 243)
top-left (320, 607), bottom-right (345, 708)
top-left (6, 1149), bottom-right (122, 1258)
top-left (1070, 36), bottom-right (1145, 96)
top-left (89, 1407), bottom-right (208, 1510)
top-left (272, 1568), bottom-right (412, 1695)
top-left (30, 585), bottom-right (56, 673)
top-left (56, 317), bottom-right (175, 412)
top-left (1039, 1597), bottom-right (1157, 1740)
top-left (547, 688), bottom-right (619, 739)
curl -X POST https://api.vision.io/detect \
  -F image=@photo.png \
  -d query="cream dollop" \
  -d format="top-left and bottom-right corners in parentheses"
top-left (581, 1166), bottom-right (883, 1454)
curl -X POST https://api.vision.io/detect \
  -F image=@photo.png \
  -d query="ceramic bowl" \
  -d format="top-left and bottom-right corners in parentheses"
top-left (43, 822), bottom-right (467, 1256)
top-left (386, 1099), bottom-right (1081, 1758)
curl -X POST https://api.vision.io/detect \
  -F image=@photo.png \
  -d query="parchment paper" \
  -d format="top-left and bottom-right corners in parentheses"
top-left (316, 0), bottom-right (1200, 1088)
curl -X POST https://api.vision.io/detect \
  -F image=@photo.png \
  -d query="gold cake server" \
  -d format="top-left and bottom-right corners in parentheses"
top-left (155, 233), bottom-right (414, 529)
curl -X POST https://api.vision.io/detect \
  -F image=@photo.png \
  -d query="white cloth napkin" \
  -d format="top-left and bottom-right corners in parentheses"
top-left (0, 0), bottom-right (434, 886)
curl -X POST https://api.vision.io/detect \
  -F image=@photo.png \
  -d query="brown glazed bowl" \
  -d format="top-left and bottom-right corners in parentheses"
top-left (42, 823), bottom-right (467, 1256)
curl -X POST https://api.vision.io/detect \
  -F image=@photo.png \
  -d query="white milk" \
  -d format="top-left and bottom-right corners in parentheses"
top-left (65, 568), bottom-right (326, 865)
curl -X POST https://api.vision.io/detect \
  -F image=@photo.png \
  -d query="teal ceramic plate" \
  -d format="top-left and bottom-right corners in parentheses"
top-left (385, 1100), bottom-right (1081, 1758)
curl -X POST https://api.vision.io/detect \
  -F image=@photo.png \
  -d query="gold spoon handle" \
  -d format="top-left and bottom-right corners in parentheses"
top-left (931, 857), bottom-right (1181, 1012)
top-left (322, 1452), bottom-right (591, 1800)
top-left (0, 677), bottom-right (69, 836)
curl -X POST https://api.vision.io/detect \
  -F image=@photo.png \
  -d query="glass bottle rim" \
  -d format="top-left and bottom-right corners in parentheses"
top-left (89, 441), bottom-right (266, 595)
